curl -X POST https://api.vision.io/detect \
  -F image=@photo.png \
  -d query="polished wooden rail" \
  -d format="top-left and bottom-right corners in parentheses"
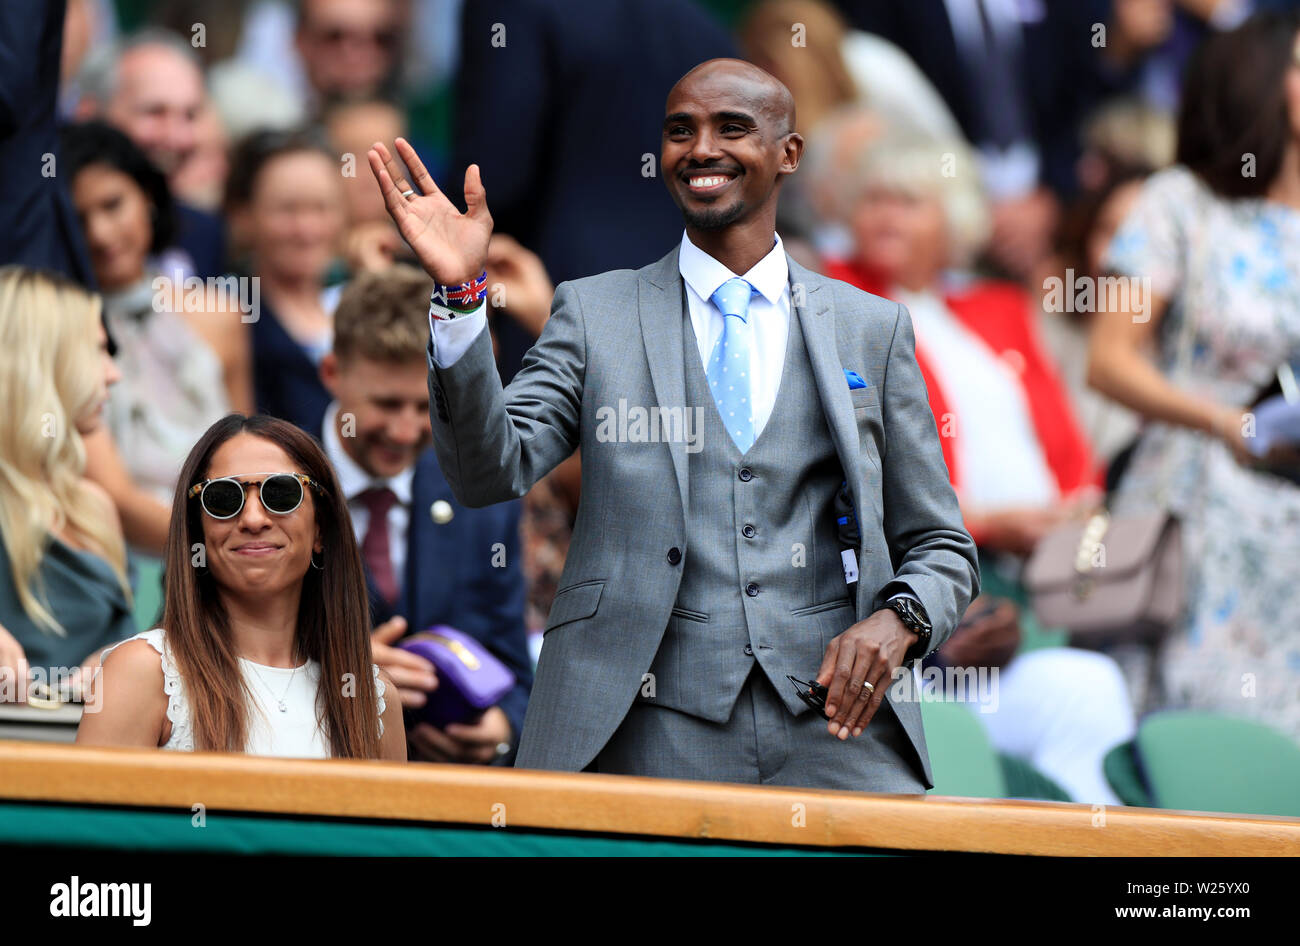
top-left (1, 740), bottom-right (1297, 855)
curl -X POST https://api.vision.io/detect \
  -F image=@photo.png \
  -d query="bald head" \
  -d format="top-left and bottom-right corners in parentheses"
top-left (661, 58), bottom-right (804, 239)
top-left (100, 39), bottom-right (206, 178)
top-left (668, 58), bottom-right (796, 135)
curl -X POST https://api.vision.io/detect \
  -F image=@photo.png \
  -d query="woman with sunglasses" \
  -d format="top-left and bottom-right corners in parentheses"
top-left (79, 414), bottom-right (405, 759)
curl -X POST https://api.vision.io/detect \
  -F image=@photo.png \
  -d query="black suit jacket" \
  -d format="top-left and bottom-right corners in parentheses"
top-left (836, 0), bottom-right (1130, 197)
top-left (0, 0), bottom-right (95, 284)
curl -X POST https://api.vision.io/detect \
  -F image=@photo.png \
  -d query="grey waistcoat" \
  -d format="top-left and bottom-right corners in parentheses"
top-left (642, 301), bottom-right (856, 722)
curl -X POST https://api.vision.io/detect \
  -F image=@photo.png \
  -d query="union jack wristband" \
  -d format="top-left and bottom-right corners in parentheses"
top-left (429, 270), bottom-right (488, 319)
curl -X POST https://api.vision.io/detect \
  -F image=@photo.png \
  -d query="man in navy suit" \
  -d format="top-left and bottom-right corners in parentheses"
top-left (318, 266), bottom-right (531, 764)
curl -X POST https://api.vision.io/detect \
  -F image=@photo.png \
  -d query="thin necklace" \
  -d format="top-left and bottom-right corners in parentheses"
top-left (248, 661), bottom-right (299, 713)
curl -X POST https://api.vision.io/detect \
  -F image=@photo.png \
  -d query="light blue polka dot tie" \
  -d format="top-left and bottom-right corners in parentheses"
top-left (707, 277), bottom-right (757, 453)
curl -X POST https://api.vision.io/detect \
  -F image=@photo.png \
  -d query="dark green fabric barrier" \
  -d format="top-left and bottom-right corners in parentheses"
top-left (998, 753), bottom-right (1073, 803)
top-left (0, 802), bottom-right (884, 857)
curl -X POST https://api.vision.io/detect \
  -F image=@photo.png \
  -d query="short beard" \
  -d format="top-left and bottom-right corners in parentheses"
top-left (680, 198), bottom-right (747, 231)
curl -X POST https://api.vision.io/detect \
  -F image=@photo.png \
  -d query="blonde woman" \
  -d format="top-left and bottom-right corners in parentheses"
top-left (0, 266), bottom-right (134, 694)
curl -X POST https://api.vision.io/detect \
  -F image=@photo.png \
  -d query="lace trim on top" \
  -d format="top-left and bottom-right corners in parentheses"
top-left (103, 630), bottom-right (388, 748)
top-left (100, 628), bottom-right (193, 751)
top-left (373, 663), bottom-right (386, 738)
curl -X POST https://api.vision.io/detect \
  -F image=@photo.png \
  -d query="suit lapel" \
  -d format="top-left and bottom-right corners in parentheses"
top-left (638, 248), bottom-right (690, 519)
top-left (790, 258), bottom-right (863, 491)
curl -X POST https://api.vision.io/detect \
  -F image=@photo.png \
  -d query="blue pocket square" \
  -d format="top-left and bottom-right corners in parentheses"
top-left (844, 369), bottom-right (868, 390)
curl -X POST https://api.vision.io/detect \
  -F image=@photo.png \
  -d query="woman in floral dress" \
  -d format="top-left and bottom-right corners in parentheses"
top-left (1089, 12), bottom-right (1300, 740)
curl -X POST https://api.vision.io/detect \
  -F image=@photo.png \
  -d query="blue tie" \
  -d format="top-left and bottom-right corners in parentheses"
top-left (707, 277), bottom-right (756, 453)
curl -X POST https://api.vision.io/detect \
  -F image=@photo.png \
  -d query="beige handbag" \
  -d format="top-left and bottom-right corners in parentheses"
top-left (1023, 508), bottom-right (1182, 646)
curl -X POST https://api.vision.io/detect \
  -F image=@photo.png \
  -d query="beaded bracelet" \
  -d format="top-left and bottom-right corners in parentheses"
top-left (429, 270), bottom-right (488, 319)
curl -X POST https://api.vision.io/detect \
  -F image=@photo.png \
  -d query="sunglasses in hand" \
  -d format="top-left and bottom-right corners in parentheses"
top-left (787, 675), bottom-right (832, 720)
top-left (187, 472), bottom-right (324, 520)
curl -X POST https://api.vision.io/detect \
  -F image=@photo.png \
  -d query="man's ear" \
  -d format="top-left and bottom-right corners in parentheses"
top-left (780, 132), bottom-right (804, 176)
top-left (319, 351), bottom-right (341, 397)
top-left (227, 205), bottom-right (253, 254)
top-left (71, 96), bottom-right (99, 122)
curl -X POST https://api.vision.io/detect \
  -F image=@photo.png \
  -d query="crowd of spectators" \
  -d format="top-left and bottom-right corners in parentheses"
top-left (0, 0), bottom-right (1297, 802)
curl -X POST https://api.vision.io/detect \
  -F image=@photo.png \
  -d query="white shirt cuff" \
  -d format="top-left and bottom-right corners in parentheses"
top-left (427, 301), bottom-right (488, 370)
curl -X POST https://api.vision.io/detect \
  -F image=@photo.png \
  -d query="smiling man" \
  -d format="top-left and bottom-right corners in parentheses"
top-left (317, 267), bottom-right (532, 764)
top-left (369, 59), bottom-right (978, 791)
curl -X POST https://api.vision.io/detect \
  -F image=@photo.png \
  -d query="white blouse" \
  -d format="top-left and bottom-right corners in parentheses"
top-left (102, 628), bottom-right (385, 758)
top-left (895, 287), bottom-right (1058, 509)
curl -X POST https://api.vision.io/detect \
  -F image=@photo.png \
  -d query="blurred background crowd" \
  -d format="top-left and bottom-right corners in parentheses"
top-left (1, 0), bottom-right (1299, 809)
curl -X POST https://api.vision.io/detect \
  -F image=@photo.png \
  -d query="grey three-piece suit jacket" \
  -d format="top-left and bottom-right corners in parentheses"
top-left (427, 246), bottom-right (979, 789)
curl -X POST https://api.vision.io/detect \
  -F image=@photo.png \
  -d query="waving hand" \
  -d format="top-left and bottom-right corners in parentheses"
top-left (367, 137), bottom-right (493, 286)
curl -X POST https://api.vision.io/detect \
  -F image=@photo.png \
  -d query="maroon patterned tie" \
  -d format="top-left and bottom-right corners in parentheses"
top-left (357, 486), bottom-right (400, 607)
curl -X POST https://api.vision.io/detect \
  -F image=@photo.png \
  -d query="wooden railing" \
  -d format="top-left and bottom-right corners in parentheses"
top-left (1, 741), bottom-right (1297, 855)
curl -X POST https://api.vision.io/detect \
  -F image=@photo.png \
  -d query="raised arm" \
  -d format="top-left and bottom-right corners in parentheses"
top-left (369, 138), bottom-right (583, 507)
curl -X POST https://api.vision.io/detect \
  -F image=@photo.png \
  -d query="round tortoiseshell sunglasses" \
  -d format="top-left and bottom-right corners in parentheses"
top-left (187, 472), bottom-right (324, 520)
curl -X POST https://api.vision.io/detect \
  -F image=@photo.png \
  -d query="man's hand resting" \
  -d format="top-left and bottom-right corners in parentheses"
top-left (367, 137), bottom-right (493, 286)
top-left (816, 608), bottom-right (916, 740)
top-left (408, 706), bottom-right (512, 764)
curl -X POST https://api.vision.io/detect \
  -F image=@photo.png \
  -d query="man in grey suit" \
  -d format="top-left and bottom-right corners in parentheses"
top-left (368, 59), bottom-right (978, 791)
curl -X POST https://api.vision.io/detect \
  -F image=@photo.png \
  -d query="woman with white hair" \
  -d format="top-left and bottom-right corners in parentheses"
top-left (826, 134), bottom-right (1101, 553)
top-left (0, 267), bottom-right (135, 691)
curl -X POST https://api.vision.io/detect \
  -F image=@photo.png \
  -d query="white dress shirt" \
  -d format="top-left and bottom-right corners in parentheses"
top-left (427, 231), bottom-right (792, 441)
top-left (678, 231), bottom-right (791, 441)
top-left (322, 401), bottom-right (415, 580)
top-left (942, 0), bottom-right (1040, 199)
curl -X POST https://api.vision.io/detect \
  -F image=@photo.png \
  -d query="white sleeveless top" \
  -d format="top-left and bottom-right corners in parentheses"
top-left (102, 628), bottom-right (386, 758)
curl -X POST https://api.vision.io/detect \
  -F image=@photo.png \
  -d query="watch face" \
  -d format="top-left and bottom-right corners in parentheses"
top-left (894, 598), bottom-right (930, 630)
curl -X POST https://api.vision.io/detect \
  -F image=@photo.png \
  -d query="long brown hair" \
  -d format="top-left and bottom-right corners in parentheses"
top-left (161, 414), bottom-right (380, 758)
top-left (1176, 9), bottom-right (1300, 198)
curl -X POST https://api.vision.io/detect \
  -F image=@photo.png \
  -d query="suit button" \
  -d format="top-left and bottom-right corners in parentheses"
top-left (742, 524), bottom-right (755, 538)
top-left (666, 547), bottom-right (681, 565)
top-left (745, 582), bottom-right (759, 597)
top-left (738, 467), bottom-right (753, 482)
top-left (743, 644), bottom-right (753, 656)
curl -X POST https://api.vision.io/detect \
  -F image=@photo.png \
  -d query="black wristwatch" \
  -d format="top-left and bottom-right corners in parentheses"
top-left (887, 596), bottom-right (933, 662)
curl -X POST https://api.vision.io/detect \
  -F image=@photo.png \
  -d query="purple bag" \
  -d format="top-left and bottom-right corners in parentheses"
top-left (397, 627), bottom-right (515, 729)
